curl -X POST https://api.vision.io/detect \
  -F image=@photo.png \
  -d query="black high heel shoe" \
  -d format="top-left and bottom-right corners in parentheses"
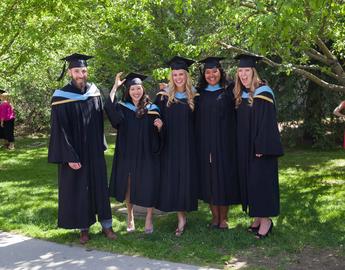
top-left (247, 224), bottom-right (260, 233)
top-left (255, 219), bottom-right (273, 239)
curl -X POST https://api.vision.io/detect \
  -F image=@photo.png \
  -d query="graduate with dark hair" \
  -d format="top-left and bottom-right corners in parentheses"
top-left (105, 72), bottom-right (162, 234)
top-left (195, 57), bottom-right (240, 229)
top-left (234, 54), bottom-right (283, 239)
top-left (48, 53), bottom-right (116, 244)
top-left (154, 56), bottom-right (198, 236)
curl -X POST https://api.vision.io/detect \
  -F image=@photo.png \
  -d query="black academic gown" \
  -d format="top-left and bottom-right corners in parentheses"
top-left (236, 89), bottom-right (283, 217)
top-left (194, 85), bottom-right (240, 205)
top-left (48, 82), bottom-right (112, 229)
top-left (104, 98), bottom-right (161, 207)
top-left (154, 92), bottom-right (198, 212)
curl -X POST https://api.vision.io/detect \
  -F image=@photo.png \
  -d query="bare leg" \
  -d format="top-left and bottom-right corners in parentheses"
top-left (175, 211), bottom-right (186, 236)
top-left (209, 204), bottom-right (219, 226)
top-left (125, 176), bottom-right (135, 232)
top-left (251, 217), bottom-right (261, 228)
top-left (219, 205), bottom-right (229, 229)
top-left (257, 217), bottom-right (272, 236)
top-left (144, 208), bottom-right (154, 234)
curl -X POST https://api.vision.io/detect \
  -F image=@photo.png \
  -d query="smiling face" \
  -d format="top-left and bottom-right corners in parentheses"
top-left (204, 67), bottom-right (221, 86)
top-left (238, 67), bottom-right (254, 88)
top-left (68, 67), bottom-right (88, 90)
top-left (172, 69), bottom-right (187, 91)
top-left (129, 84), bottom-right (144, 105)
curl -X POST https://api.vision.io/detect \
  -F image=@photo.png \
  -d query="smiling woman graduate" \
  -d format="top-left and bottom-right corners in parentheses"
top-left (234, 54), bottom-right (283, 239)
top-left (105, 72), bottom-right (163, 234)
top-left (154, 56), bottom-right (198, 237)
top-left (194, 57), bottom-right (240, 230)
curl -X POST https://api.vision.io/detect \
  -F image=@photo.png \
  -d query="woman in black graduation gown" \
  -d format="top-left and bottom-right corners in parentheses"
top-left (105, 72), bottom-right (163, 234)
top-left (154, 56), bottom-right (198, 236)
top-left (234, 54), bottom-right (283, 239)
top-left (195, 57), bottom-right (240, 229)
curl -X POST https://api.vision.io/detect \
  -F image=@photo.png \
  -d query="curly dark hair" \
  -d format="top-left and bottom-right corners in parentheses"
top-left (196, 65), bottom-right (229, 92)
top-left (123, 85), bottom-right (151, 118)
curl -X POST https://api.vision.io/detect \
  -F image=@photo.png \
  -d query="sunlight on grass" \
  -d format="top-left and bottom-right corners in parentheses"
top-left (0, 136), bottom-right (344, 268)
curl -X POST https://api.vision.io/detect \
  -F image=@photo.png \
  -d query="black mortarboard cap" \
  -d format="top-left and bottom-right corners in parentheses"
top-left (234, 54), bottom-right (262, 68)
top-left (167, 56), bottom-right (195, 71)
top-left (199, 56), bottom-right (224, 69)
top-left (124, 72), bottom-right (147, 88)
top-left (58, 53), bottom-right (93, 81)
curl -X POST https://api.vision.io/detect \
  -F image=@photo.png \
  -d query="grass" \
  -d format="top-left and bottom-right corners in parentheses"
top-left (0, 134), bottom-right (345, 269)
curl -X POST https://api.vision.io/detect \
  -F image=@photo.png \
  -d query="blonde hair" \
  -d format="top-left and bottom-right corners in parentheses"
top-left (233, 67), bottom-right (262, 108)
top-left (166, 69), bottom-right (195, 111)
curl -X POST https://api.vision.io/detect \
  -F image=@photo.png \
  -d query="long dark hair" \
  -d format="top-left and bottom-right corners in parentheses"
top-left (196, 65), bottom-right (228, 92)
top-left (123, 85), bottom-right (150, 118)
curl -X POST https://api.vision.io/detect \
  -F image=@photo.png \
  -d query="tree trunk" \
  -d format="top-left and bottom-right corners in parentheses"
top-left (303, 80), bottom-right (324, 145)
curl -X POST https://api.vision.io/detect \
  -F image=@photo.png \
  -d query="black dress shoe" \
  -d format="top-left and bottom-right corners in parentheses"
top-left (207, 223), bottom-right (219, 229)
top-left (255, 219), bottom-right (273, 239)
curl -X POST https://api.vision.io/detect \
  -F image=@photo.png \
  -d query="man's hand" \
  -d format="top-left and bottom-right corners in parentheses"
top-left (68, 162), bottom-right (82, 170)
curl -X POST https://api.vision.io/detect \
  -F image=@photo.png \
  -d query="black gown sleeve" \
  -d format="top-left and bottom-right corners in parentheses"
top-left (153, 93), bottom-right (167, 152)
top-left (48, 104), bottom-right (80, 164)
top-left (104, 97), bottom-right (125, 129)
top-left (253, 92), bottom-right (284, 156)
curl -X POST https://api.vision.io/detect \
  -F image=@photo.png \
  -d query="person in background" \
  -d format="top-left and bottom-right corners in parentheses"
top-left (154, 56), bottom-right (198, 236)
top-left (105, 72), bottom-right (162, 234)
top-left (234, 54), bottom-right (283, 239)
top-left (194, 57), bottom-right (240, 229)
top-left (333, 100), bottom-right (345, 149)
top-left (0, 90), bottom-right (16, 150)
top-left (48, 53), bottom-right (116, 244)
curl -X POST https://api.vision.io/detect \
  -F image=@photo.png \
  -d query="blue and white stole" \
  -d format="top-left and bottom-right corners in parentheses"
top-left (118, 101), bottom-right (160, 116)
top-left (175, 91), bottom-right (187, 99)
top-left (241, 85), bottom-right (275, 104)
top-left (205, 84), bottom-right (222, 92)
top-left (51, 83), bottom-right (101, 106)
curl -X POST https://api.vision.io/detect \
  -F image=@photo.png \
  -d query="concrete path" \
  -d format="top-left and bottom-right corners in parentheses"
top-left (0, 231), bottom-right (220, 270)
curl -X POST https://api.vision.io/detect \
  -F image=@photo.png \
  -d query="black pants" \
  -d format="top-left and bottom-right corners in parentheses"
top-left (2, 119), bottom-right (15, 142)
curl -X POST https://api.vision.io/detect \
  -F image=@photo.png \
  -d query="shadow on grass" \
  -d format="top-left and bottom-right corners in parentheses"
top-left (1, 139), bottom-right (344, 269)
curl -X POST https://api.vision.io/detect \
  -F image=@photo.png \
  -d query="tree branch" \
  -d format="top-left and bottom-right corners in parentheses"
top-left (238, 0), bottom-right (276, 13)
top-left (0, 31), bottom-right (20, 59)
top-left (218, 41), bottom-right (345, 92)
top-left (0, 0), bottom-right (20, 27)
top-left (315, 36), bottom-right (345, 83)
top-left (315, 36), bottom-right (334, 59)
top-left (305, 49), bottom-right (331, 66)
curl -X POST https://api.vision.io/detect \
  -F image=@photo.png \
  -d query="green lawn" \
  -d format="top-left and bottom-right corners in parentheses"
top-left (0, 135), bottom-right (344, 269)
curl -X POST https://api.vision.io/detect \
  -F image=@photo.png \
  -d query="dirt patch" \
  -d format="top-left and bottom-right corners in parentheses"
top-left (225, 246), bottom-right (345, 270)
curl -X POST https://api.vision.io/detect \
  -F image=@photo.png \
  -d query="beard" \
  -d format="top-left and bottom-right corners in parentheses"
top-left (72, 78), bottom-right (87, 91)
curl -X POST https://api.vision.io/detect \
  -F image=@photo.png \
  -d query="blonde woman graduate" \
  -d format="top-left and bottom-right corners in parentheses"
top-left (105, 72), bottom-right (163, 234)
top-left (234, 54), bottom-right (283, 239)
top-left (154, 56), bottom-right (198, 236)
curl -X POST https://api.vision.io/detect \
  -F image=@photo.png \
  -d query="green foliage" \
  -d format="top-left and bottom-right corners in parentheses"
top-left (1, 0), bottom-right (345, 145)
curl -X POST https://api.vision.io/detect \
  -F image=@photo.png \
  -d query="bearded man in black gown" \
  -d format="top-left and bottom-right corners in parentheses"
top-left (48, 53), bottom-right (116, 244)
